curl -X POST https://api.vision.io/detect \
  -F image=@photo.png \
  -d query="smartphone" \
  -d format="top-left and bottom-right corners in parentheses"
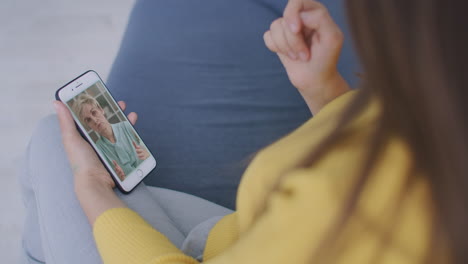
top-left (55, 70), bottom-right (156, 193)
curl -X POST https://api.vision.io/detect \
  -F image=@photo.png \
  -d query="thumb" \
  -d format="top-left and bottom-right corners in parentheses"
top-left (54, 101), bottom-right (80, 142)
top-left (112, 160), bottom-right (118, 167)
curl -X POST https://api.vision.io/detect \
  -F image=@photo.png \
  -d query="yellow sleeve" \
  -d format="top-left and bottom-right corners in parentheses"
top-left (93, 171), bottom-right (339, 264)
top-left (93, 167), bottom-right (423, 264)
top-left (93, 208), bottom-right (198, 264)
top-left (92, 174), bottom-right (338, 264)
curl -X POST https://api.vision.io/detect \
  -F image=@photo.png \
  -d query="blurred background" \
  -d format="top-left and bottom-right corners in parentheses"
top-left (0, 0), bottom-right (135, 262)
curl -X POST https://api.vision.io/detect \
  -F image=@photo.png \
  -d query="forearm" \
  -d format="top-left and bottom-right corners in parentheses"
top-left (75, 181), bottom-right (127, 226)
top-left (300, 74), bottom-right (351, 115)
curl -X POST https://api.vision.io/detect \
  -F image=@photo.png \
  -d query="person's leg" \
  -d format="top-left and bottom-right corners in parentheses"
top-left (146, 187), bottom-right (233, 261)
top-left (18, 116), bottom-right (104, 263)
top-left (147, 187), bottom-right (233, 237)
top-left (19, 115), bottom-right (230, 263)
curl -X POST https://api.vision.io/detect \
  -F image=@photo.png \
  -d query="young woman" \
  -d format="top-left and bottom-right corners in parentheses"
top-left (25, 0), bottom-right (467, 263)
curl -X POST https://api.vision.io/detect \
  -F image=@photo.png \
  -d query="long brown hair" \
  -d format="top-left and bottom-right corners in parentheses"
top-left (346, 0), bottom-right (468, 262)
top-left (257, 0), bottom-right (468, 263)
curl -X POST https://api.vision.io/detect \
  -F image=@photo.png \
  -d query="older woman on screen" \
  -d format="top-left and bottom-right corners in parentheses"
top-left (72, 93), bottom-right (150, 181)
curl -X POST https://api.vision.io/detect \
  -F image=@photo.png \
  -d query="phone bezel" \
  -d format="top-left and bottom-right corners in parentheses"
top-left (55, 70), bottom-right (156, 193)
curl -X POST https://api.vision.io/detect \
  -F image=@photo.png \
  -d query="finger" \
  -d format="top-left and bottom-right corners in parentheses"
top-left (115, 165), bottom-right (123, 174)
top-left (283, 0), bottom-right (323, 33)
top-left (264, 31), bottom-right (279, 53)
top-left (283, 0), bottom-right (303, 33)
top-left (117, 101), bottom-right (126, 111)
top-left (112, 160), bottom-right (120, 169)
top-left (270, 18), bottom-right (295, 59)
top-left (276, 52), bottom-right (290, 66)
top-left (127, 112), bottom-right (138, 125)
top-left (300, 9), bottom-right (342, 44)
top-left (278, 19), bottom-right (299, 60)
top-left (281, 19), bottom-right (309, 61)
top-left (53, 101), bottom-right (81, 142)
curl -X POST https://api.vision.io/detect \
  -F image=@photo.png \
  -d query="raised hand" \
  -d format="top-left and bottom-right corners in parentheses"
top-left (132, 141), bottom-right (150, 160)
top-left (54, 100), bottom-right (138, 190)
top-left (263, 0), bottom-right (350, 114)
top-left (54, 99), bottom-right (135, 225)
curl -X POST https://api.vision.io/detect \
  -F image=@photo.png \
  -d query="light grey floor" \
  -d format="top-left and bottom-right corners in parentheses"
top-left (0, 0), bottom-right (135, 262)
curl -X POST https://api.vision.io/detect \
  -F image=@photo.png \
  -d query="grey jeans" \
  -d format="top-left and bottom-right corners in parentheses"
top-left (18, 115), bottom-right (233, 263)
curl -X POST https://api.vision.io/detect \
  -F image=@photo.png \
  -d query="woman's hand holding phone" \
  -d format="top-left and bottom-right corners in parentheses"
top-left (263, 0), bottom-right (350, 114)
top-left (54, 99), bottom-right (138, 225)
top-left (54, 100), bottom-right (137, 191)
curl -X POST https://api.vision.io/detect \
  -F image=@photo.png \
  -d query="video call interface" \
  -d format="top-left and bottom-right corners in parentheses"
top-left (67, 81), bottom-right (150, 181)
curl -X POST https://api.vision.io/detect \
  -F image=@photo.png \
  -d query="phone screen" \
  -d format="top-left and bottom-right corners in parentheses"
top-left (58, 71), bottom-right (156, 192)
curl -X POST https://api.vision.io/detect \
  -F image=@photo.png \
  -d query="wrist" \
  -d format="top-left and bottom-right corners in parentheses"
top-left (74, 176), bottom-right (114, 198)
top-left (74, 177), bottom-right (126, 226)
top-left (299, 73), bottom-right (351, 115)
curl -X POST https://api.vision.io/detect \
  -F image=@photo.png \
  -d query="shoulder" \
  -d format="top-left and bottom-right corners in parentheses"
top-left (237, 90), bottom-right (366, 224)
top-left (237, 88), bottom-right (432, 261)
top-left (262, 139), bottom-right (430, 262)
